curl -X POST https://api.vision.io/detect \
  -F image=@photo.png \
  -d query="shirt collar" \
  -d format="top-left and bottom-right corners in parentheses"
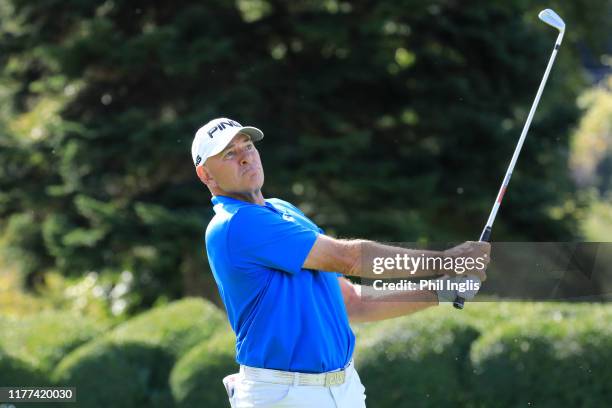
top-left (211, 195), bottom-right (278, 212)
top-left (211, 195), bottom-right (244, 206)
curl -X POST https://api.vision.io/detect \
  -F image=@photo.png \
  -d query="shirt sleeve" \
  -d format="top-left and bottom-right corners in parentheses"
top-left (227, 206), bottom-right (319, 274)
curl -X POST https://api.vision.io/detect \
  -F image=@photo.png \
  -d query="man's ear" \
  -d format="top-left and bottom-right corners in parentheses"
top-left (196, 165), bottom-right (216, 187)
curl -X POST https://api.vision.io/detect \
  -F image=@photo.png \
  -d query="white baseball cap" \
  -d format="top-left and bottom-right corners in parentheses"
top-left (191, 117), bottom-right (264, 167)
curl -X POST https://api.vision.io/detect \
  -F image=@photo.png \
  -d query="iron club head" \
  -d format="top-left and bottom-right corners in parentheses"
top-left (538, 9), bottom-right (565, 32)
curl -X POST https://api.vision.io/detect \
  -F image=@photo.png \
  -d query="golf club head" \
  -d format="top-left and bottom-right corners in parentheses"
top-left (538, 9), bottom-right (565, 32)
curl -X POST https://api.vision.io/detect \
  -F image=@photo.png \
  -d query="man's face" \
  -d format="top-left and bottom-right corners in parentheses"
top-left (200, 133), bottom-right (265, 195)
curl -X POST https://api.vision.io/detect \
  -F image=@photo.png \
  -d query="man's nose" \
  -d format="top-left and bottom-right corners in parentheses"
top-left (238, 149), bottom-right (252, 165)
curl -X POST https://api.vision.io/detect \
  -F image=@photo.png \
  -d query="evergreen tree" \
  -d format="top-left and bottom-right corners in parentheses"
top-left (0, 0), bottom-right (608, 310)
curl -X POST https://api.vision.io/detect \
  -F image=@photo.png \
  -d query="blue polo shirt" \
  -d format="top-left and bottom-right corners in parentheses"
top-left (205, 195), bottom-right (355, 373)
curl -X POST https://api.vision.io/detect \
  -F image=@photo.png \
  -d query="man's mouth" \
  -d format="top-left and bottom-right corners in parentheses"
top-left (241, 166), bottom-right (259, 176)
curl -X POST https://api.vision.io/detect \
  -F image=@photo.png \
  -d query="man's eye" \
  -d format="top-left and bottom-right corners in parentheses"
top-left (224, 151), bottom-right (235, 158)
top-left (246, 144), bottom-right (254, 150)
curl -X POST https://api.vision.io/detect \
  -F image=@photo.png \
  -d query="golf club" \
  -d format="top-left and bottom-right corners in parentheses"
top-left (453, 9), bottom-right (566, 309)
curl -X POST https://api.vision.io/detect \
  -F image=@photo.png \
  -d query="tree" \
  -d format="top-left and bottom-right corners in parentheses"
top-left (1, 0), bottom-right (609, 311)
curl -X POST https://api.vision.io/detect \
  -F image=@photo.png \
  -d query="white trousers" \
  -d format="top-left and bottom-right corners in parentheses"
top-left (225, 364), bottom-right (367, 407)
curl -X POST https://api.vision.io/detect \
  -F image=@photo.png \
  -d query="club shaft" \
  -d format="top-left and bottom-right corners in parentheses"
top-left (483, 31), bottom-right (564, 231)
top-left (453, 30), bottom-right (564, 310)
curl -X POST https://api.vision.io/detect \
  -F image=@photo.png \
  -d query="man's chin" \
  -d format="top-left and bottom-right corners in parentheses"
top-left (246, 171), bottom-right (264, 185)
top-left (242, 180), bottom-right (264, 193)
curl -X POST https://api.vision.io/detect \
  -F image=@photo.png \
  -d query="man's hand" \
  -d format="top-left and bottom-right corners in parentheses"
top-left (434, 275), bottom-right (481, 304)
top-left (443, 241), bottom-right (490, 281)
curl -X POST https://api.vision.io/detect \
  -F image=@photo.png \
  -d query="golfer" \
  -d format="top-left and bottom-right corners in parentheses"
top-left (192, 118), bottom-right (490, 408)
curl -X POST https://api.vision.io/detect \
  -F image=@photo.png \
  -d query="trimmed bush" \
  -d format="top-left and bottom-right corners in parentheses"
top-left (0, 311), bottom-right (105, 373)
top-left (470, 308), bottom-right (612, 407)
top-left (108, 297), bottom-right (227, 358)
top-left (353, 310), bottom-right (481, 407)
top-left (170, 332), bottom-right (237, 408)
top-left (51, 298), bottom-right (229, 407)
top-left (0, 347), bottom-right (45, 387)
top-left (53, 339), bottom-right (175, 408)
top-left (461, 302), bottom-right (603, 332)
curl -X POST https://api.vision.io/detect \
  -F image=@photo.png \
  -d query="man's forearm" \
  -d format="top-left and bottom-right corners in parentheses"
top-left (349, 285), bottom-right (439, 323)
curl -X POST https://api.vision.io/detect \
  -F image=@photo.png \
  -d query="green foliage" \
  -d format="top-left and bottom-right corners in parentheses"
top-left (108, 297), bottom-right (228, 358)
top-left (51, 298), bottom-right (228, 407)
top-left (0, 347), bottom-right (45, 387)
top-left (53, 340), bottom-right (175, 408)
top-left (0, 267), bottom-right (49, 316)
top-left (459, 301), bottom-right (603, 332)
top-left (470, 308), bottom-right (612, 407)
top-left (570, 76), bottom-right (612, 193)
top-left (1, 212), bottom-right (51, 280)
top-left (354, 312), bottom-right (480, 407)
top-left (569, 74), bottom-right (612, 242)
top-left (37, 271), bottom-right (124, 322)
top-left (351, 302), bottom-right (612, 407)
top-left (581, 195), bottom-right (612, 241)
top-left (0, 300), bottom-right (609, 407)
top-left (169, 332), bottom-right (237, 408)
top-left (1, 0), bottom-right (610, 307)
top-left (0, 311), bottom-right (106, 374)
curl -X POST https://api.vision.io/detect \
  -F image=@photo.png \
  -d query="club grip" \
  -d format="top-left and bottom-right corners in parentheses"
top-left (480, 225), bottom-right (492, 242)
top-left (453, 226), bottom-right (492, 309)
top-left (453, 296), bottom-right (465, 309)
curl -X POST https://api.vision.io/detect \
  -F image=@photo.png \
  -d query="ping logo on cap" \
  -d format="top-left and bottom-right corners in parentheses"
top-left (207, 119), bottom-right (242, 138)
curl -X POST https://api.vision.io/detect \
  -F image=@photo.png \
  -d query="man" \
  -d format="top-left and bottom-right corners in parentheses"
top-left (192, 117), bottom-right (489, 408)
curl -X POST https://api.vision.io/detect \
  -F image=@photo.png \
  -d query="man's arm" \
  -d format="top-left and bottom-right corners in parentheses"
top-left (338, 277), bottom-right (438, 323)
top-left (303, 234), bottom-right (489, 280)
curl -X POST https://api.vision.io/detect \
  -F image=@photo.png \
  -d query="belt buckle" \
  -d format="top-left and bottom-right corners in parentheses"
top-left (324, 370), bottom-right (345, 387)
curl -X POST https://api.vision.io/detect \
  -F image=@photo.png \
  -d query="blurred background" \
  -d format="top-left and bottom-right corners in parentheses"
top-left (0, 0), bottom-right (611, 407)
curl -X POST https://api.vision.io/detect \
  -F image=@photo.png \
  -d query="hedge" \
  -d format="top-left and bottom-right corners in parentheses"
top-left (461, 302), bottom-right (605, 332)
top-left (53, 339), bottom-right (175, 407)
top-left (169, 332), bottom-right (237, 408)
top-left (353, 310), bottom-right (481, 407)
top-left (51, 298), bottom-right (229, 407)
top-left (0, 348), bottom-right (52, 408)
top-left (0, 311), bottom-right (105, 374)
top-left (108, 297), bottom-right (228, 358)
top-left (3, 299), bottom-right (611, 408)
top-left (164, 302), bottom-right (612, 408)
top-left (0, 347), bottom-right (45, 387)
top-left (470, 307), bottom-right (612, 407)
top-left (351, 303), bottom-right (612, 408)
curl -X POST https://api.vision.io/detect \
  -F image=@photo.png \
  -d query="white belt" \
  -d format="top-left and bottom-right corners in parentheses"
top-left (239, 360), bottom-right (353, 387)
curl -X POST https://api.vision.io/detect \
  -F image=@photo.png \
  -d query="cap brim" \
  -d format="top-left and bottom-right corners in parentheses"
top-left (201, 126), bottom-right (265, 166)
top-left (239, 126), bottom-right (264, 142)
